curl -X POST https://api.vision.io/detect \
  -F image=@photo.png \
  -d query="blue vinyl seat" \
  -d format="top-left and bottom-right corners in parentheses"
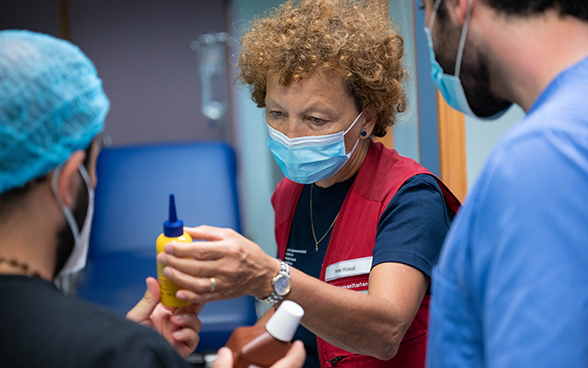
top-left (75, 141), bottom-right (257, 353)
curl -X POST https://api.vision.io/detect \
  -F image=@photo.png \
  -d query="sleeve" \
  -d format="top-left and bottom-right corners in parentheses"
top-left (87, 332), bottom-right (190, 368)
top-left (372, 174), bottom-right (455, 277)
top-left (78, 309), bottom-right (191, 368)
top-left (469, 133), bottom-right (588, 367)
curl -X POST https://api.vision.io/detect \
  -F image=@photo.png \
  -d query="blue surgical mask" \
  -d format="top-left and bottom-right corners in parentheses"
top-left (426, 0), bottom-right (508, 119)
top-left (267, 111), bottom-right (364, 184)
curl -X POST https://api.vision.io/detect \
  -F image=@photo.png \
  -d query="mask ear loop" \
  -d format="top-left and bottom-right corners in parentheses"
top-left (51, 165), bottom-right (81, 239)
top-left (343, 110), bottom-right (365, 135)
top-left (428, 0), bottom-right (443, 31)
top-left (50, 164), bottom-right (92, 239)
top-left (427, 0), bottom-right (473, 78)
top-left (343, 110), bottom-right (366, 156)
top-left (454, 0), bottom-right (473, 78)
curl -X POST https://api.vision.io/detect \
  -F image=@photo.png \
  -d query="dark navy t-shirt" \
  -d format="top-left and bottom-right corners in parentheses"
top-left (284, 174), bottom-right (455, 367)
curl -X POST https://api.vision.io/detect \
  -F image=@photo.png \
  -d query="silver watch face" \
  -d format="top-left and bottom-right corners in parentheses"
top-left (274, 274), bottom-right (291, 296)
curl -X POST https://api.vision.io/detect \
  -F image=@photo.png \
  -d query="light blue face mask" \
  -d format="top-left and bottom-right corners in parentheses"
top-left (267, 111), bottom-right (364, 184)
top-left (425, 0), bottom-right (508, 119)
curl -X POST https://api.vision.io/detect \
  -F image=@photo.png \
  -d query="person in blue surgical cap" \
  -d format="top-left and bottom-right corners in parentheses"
top-left (419, 0), bottom-right (588, 366)
top-left (0, 30), bottom-right (202, 367)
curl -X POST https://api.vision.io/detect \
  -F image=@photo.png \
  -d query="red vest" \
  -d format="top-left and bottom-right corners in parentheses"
top-left (272, 142), bottom-right (460, 368)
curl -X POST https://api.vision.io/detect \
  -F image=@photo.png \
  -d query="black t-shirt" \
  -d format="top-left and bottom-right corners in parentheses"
top-left (0, 275), bottom-right (190, 368)
top-left (284, 174), bottom-right (455, 367)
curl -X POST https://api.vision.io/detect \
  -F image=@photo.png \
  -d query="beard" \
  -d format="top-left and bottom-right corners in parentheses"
top-left (434, 13), bottom-right (512, 117)
top-left (53, 175), bottom-right (89, 278)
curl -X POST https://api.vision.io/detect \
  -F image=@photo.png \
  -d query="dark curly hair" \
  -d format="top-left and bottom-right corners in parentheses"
top-left (237, 0), bottom-right (408, 137)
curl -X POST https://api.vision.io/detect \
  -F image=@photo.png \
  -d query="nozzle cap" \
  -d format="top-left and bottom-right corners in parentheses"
top-left (163, 194), bottom-right (184, 237)
top-left (265, 301), bottom-right (304, 342)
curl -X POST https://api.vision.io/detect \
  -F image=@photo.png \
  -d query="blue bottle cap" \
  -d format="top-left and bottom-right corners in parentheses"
top-left (163, 194), bottom-right (184, 238)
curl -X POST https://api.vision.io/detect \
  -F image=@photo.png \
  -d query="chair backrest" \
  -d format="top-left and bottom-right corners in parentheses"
top-left (89, 141), bottom-right (241, 257)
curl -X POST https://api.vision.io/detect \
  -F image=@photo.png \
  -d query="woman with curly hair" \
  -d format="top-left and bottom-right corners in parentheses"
top-left (157, 1), bottom-right (460, 367)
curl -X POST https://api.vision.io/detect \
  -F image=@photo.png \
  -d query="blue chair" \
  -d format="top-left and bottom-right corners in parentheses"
top-left (76, 141), bottom-right (257, 354)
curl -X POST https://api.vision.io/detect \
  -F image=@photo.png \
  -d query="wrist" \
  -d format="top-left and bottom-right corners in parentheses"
top-left (257, 258), bottom-right (280, 299)
top-left (256, 259), bottom-right (291, 306)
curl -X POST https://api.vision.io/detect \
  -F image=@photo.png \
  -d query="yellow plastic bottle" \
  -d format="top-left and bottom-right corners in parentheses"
top-left (157, 194), bottom-right (191, 307)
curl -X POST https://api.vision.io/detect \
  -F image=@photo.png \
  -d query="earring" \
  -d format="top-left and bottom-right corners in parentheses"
top-left (360, 130), bottom-right (368, 137)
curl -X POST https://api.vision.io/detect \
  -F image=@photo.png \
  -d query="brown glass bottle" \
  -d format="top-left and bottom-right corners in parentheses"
top-left (224, 301), bottom-right (304, 368)
top-left (225, 325), bottom-right (291, 368)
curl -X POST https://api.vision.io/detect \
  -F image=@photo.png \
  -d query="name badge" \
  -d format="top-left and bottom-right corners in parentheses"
top-left (325, 257), bottom-right (373, 282)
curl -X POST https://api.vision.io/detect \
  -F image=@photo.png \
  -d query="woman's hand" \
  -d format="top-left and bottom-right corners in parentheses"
top-left (126, 277), bottom-right (204, 358)
top-left (212, 341), bottom-right (306, 368)
top-left (156, 225), bottom-right (279, 304)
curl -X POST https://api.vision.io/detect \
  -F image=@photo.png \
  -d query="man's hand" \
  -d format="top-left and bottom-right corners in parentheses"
top-left (212, 341), bottom-right (306, 368)
top-left (126, 277), bottom-right (204, 358)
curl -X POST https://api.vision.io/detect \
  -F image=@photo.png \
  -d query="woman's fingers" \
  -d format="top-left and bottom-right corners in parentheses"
top-left (184, 225), bottom-right (231, 242)
top-left (159, 225), bottom-right (278, 302)
top-left (177, 288), bottom-right (222, 304)
top-left (163, 267), bottom-right (211, 293)
top-left (164, 240), bottom-right (228, 260)
top-left (157, 253), bottom-right (225, 278)
top-left (162, 268), bottom-right (225, 303)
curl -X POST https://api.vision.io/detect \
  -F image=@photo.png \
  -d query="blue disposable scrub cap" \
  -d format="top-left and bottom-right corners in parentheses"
top-left (0, 30), bottom-right (110, 194)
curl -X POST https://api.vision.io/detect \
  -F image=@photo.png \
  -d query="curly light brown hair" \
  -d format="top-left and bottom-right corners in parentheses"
top-left (237, 0), bottom-right (407, 137)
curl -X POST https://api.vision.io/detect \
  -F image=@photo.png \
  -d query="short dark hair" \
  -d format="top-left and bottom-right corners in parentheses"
top-left (483, 0), bottom-right (588, 22)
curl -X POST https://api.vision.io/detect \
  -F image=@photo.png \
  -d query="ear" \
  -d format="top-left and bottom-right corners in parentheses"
top-left (55, 150), bottom-right (86, 208)
top-left (360, 104), bottom-right (378, 139)
top-left (454, 0), bottom-right (472, 25)
top-left (86, 140), bottom-right (100, 188)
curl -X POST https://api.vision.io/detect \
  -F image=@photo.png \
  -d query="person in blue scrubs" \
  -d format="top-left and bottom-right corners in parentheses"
top-left (419, 0), bottom-right (588, 366)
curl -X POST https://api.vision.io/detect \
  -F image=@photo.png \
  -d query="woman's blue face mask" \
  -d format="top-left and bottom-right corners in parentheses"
top-left (267, 111), bottom-right (364, 184)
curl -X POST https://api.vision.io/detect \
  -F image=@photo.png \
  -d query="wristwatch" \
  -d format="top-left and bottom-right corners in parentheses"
top-left (257, 260), bottom-right (291, 306)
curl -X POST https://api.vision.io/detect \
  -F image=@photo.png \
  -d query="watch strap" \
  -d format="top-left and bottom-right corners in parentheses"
top-left (257, 260), bottom-right (290, 306)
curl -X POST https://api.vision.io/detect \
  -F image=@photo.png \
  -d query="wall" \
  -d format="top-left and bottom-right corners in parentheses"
top-left (465, 105), bottom-right (525, 190)
top-left (388, 0), bottom-right (420, 162)
top-left (0, 0), bottom-right (61, 37)
top-left (227, 0), bottom-right (284, 257)
top-left (1, 0), bottom-right (227, 146)
top-left (413, 1), bottom-right (441, 176)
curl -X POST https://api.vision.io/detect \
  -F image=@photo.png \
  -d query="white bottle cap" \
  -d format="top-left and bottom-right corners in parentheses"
top-left (265, 301), bottom-right (305, 342)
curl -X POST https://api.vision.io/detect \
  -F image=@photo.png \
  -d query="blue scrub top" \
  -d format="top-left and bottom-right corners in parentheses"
top-left (427, 56), bottom-right (588, 367)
